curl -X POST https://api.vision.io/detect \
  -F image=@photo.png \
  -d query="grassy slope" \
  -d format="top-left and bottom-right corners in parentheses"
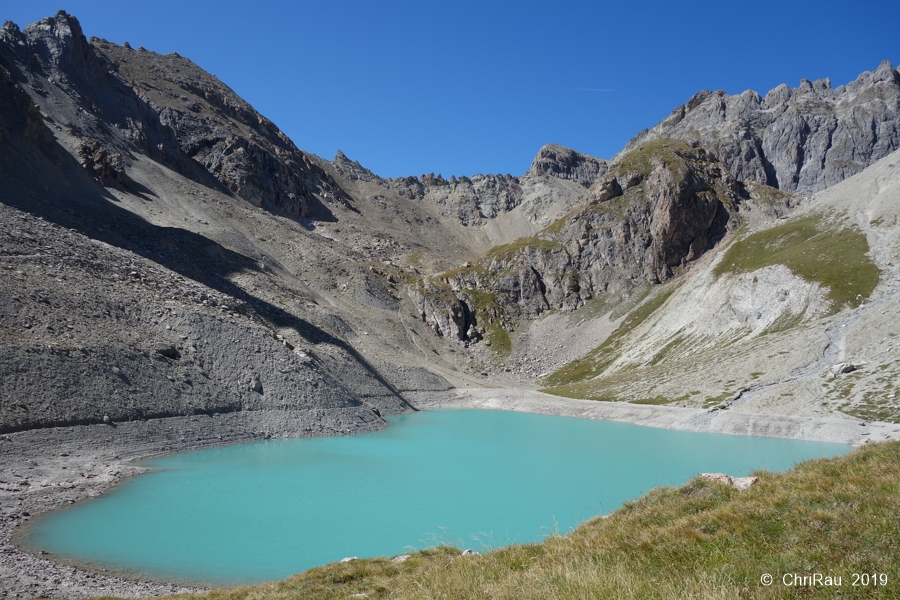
top-left (539, 283), bottom-right (679, 396)
top-left (150, 441), bottom-right (900, 600)
top-left (539, 211), bottom-right (881, 401)
top-left (713, 214), bottom-right (879, 311)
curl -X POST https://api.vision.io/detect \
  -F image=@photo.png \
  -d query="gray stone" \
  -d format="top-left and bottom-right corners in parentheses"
top-left (620, 60), bottom-right (900, 193)
top-left (590, 177), bottom-right (622, 203)
top-left (831, 363), bottom-right (857, 376)
top-left (699, 473), bottom-right (759, 490)
top-left (528, 144), bottom-right (608, 187)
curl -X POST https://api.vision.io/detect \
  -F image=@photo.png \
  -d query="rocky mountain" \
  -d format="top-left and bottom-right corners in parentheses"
top-left (528, 143), bottom-right (608, 186)
top-left (407, 139), bottom-right (751, 349)
top-left (7, 10), bottom-right (900, 598)
top-left (2, 9), bottom-right (899, 439)
top-left (623, 60), bottom-right (900, 193)
top-left (0, 12), bottom-right (350, 219)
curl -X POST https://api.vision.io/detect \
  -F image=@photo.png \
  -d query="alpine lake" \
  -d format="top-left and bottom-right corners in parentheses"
top-left (19, 409), bottom-right (851, 586)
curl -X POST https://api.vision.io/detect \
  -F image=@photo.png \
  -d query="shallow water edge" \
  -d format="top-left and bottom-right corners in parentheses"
top-left (410, 388), bottom-right (900, 445)
top-left (2, 389), bottom-right (898, 597)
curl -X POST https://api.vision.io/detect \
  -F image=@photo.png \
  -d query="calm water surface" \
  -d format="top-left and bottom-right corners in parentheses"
top-left (22, 409), bottom-right (850, 585)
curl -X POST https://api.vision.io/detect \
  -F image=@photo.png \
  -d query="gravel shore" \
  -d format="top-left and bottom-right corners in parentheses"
top-left (0, 407), bottom-right (385, 599)
top-left (409, 388), bottom-right (900, 445)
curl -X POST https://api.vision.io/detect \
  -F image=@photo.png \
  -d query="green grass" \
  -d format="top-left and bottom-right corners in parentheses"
top-left (713, 214), bottom-right (879, 311)
top-left (484, 235), bottom-right (562, 263)
top-left (616, 138), bottom-right (696, 178)
top-left (542, 285), bottom-right (678, 390)
top-left (628, 396), bottom-right (671, 405)
top-left (154, 441), bottom-right (900, 600)
top-left (466, 289), bottom-right (512, 356)
top-left (745, 181), bottom-right (797, 207)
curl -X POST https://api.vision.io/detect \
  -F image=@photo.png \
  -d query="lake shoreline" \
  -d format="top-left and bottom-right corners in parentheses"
top-left (2, 390), bottom-right (899, 598)
top-left (0, 407), bottom-right (386, 598)
top-left (407, 388), bottom-right (900, 446)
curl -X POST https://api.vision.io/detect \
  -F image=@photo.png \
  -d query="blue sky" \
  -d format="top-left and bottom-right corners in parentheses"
top-left (5, 1), bottom-right (899, 178)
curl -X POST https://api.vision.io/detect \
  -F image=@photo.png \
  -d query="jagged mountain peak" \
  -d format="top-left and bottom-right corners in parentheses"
top-left (621, 60), bottom-right (900, 194)
top-left (331, 149), bottom-right (384, 184)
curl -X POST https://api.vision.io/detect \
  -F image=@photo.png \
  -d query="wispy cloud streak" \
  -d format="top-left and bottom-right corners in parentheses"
top-left (559, 88), bottom-right (617, 92)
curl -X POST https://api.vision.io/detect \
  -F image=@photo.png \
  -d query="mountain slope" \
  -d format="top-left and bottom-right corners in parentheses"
top-left (542, 149), bottom-right (900, 425)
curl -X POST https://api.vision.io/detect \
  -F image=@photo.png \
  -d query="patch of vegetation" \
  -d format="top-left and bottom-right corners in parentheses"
top-left (745, 181), bottom-right (797, 207)
top-left (542, 285), bottom-right (678, 390)
top-left (485, 235), bottom-right (563, 263)
top-left (466, 289), bottom-right (512, 356)
top-left (761, 310), bottom-right (806, 335)
top-left (159, 442), bottom-right (900, 600)
top-left (713, 214), bottom-right (880, 311)
top-left (584, 192), bottom-right (633, 217)
top-left (561, 284), bottom-right (649, 329)
top-left (629, 396), bottom-right (671, 405)
top-left (702, 390), bottom-right (736, 408)
top-left (840, 402), bottom-right (900, 424)
top-left (616, 138), bottom-right (695, 178)
top-left (608, 283), bottom-right (652, 321)
top-left (648, 334), bottom-right (686, 366)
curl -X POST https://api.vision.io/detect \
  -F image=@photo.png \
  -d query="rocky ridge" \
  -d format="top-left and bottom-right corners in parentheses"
top-left (622, 60), bottom-right (900, 193)
top-left (408, 140), bottom-right (748, 348)
top-left (0, 12), bottom-right (351, 219)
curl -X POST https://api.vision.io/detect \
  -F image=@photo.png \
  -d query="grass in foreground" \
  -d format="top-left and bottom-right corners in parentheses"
top-left (151, 441), bottom-right (900, 600)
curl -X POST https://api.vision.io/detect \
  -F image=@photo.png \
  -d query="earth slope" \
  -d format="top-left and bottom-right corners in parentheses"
top-left (0, 11), bottom-right (610, 433)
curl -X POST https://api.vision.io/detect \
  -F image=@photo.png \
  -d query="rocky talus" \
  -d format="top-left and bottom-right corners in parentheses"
top-left (623, 60), bottom-right (900, 193)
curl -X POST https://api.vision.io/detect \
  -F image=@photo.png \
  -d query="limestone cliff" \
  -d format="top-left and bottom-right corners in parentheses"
top-left (623, 60), bottom-right (900, 193)
top-left (0, 11), bottom-right (350, 219)
top-left (409, 140), bottom-right (745, 347)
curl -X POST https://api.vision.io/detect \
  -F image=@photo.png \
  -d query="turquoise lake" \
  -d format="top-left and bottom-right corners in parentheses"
top-left (21, 409), bottom-right (851, 586)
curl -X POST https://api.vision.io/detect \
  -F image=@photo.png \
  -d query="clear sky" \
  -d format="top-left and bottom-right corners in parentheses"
top-left (5, 1), bottom-right (899, 179)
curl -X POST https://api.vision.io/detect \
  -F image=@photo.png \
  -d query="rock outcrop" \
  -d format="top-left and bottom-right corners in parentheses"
top-left (0, 13), bottom-right (195, 182)
top-left (528, 143), bottom-right (608, 187)
top-left (410, 140), bottom-right (745, 344)
top-left (622, 60), bottom-right (900, 193)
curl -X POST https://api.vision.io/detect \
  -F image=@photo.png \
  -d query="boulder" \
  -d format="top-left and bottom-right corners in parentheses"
top-left (831, 362), bottom-right (857, 376)
top-left (590, 176), bottom-right (622, 203)
top-left (249, 374), bottom-right (263, 394)
top-left (699, 473), bottom-right (759, 490)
